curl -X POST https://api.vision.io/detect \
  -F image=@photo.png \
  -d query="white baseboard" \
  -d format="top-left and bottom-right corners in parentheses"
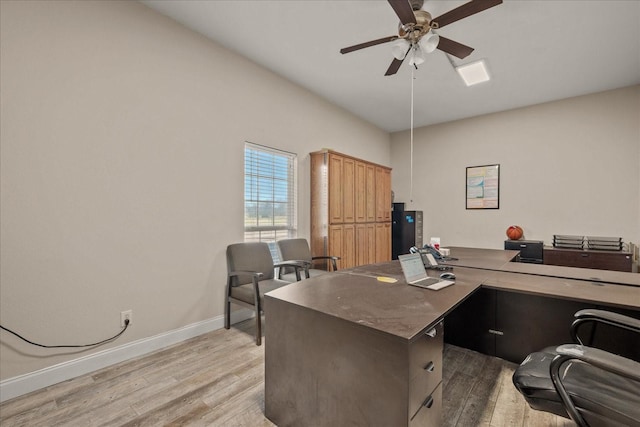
top-left (0, 309), bottom-right (254, 403)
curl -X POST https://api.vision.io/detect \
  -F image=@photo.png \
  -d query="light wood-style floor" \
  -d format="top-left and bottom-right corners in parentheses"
top-left (0, 319), bottom-right (573, 426)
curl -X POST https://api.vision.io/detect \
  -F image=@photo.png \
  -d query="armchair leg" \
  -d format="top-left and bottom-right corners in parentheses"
top-left (255, 309), bottom-right (262, 346)
top-left (224, 298), bottom-right (230, 330)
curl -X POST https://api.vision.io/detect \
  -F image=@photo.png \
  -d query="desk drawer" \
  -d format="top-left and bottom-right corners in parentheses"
top-left (409, 366), bottom-right (441, 418)
top-left (409, 382), bottom-right (442, 427)
top-left (408, 322), bottom-right (443, 417)
top-left (409, 322), bottom-right (443, 379)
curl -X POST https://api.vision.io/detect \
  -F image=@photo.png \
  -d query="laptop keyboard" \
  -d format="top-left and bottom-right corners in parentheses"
top-left (409, 278), bottom-right (455, 290)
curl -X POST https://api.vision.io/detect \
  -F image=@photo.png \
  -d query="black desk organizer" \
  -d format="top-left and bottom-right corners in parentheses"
top-left (553, 235), bottom-right (623, 251)
top-left (504, 240), bottom-right (544, 264)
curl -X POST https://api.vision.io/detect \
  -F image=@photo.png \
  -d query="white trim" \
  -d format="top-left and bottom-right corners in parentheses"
top-left (0, 309), bottom-right (254, 403)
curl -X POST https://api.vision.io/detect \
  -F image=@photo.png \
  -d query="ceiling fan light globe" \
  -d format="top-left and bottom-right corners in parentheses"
top-left (420, 33), bottom-right (440, 53)
top-left (409, 45), bottom-right (425, 66)
top-left (391, 39), bottom-right (410, 60)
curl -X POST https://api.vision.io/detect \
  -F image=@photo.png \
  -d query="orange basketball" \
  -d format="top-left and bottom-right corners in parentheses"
top-left (506, 225), bottom-right (523, 240)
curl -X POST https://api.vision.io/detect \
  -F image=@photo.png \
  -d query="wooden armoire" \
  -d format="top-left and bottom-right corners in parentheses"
top-left (310, 150), bottom-right (392, 270)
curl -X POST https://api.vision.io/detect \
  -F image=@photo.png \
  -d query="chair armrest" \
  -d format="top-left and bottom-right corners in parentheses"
top-left (274, 260), bottom-right (311, 268)
top-left (570, 309), bottom-right (640, 344)
top-left (228, 270), bottom-right (264, 299)
top-left (550, 344), bottom-right (640, 426)
top-left (274, 260), bottom-right (309, 281)
top-left (555, 344), bottom-right (640, 381)
top-left (311, 255), bottom-right (340, 271)
top-left (228, 270), bottom-right (264, 280)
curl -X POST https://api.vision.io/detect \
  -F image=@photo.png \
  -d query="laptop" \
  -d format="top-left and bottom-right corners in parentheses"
top-left (398, 253), bottom-right (454, 290)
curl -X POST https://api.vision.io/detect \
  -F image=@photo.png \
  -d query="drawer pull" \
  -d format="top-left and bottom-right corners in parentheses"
top-left (423, 361), bottom-right (435, 372)
top-left (425, 328), bottom-right (437, 338)
top-left (422, 395), bottom-right (434, 409)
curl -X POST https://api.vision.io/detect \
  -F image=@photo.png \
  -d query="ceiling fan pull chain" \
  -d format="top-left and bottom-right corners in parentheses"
top-left (410, 64), bottom-right (415, 203)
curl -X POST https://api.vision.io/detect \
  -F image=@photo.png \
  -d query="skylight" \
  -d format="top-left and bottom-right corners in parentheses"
top-left (456, 60), bottom-right (490, 86)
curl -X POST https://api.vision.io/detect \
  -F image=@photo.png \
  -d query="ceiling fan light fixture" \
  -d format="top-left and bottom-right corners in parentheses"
top-left (408, 45), bottom-right (425, 66)
top-left (420, 33), bottom-right (440, 53)
top-left (391, 39), bottom-right (411, 60)
top-left (456, 59), bottom-right (490, 86)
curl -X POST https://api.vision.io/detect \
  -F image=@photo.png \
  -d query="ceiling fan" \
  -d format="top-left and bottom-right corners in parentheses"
top-left (340, 0), bottom-right (503, 76)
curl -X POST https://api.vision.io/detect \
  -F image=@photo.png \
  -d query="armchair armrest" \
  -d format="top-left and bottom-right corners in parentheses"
top-left (555, 344), bottom-right (640, 381)
top-left (570, 309), bottom-right (640, 345)
top-left (228, 270), bottom-right (264, 280)
top-left (275, 260), bottom-right (310, 281)
top-left (274, 260), bottom-right (311, 268)
top-left (550, 344), bottom-right (640, 426)
top-left (311, 255), bottom-right (340, 271)
top-left (229, 269), bottom-right (264, 288)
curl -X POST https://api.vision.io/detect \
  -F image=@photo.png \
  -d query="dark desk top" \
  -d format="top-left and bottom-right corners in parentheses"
top-left (266, 247), bottom-right (640, 342)
top-left (266, 262), bottom-right (483, 343)
top-left (480, 269), bottom-right (640, 309)
top-left (443, 246), bottom-right (639, 287)
top-left (498, 261), bottom-right (640, 287)
top-left (439, 246), bottom-right (519, 270)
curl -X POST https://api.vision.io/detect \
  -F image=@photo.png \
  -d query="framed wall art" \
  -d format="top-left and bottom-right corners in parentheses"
top-left (466, 164), bottom-right (500, 209)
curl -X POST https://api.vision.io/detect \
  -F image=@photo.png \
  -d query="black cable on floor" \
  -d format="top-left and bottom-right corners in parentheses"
top-left (0, 319), bottom-right (130, 348)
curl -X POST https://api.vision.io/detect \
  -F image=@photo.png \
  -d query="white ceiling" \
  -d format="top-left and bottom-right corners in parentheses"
top-left (141, 0), bottom-right (640, 133)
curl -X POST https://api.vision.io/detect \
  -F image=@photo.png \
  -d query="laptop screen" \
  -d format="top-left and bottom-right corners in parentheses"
top-left (398, 253), bottom-right (428, 283)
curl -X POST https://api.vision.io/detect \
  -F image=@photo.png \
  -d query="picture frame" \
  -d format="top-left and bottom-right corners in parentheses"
top-left (466, 164), bottom-right (500, 209)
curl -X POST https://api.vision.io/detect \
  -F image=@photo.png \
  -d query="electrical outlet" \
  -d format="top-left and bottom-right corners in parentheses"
top-left (121, 310), bottom-right (132, 327)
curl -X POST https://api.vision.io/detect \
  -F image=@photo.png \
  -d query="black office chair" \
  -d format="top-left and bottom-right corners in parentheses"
top-left (225, 242), bottom-right (306, 345)
top-left (276, 238), bottom-right (340, 282)
top-left (512, 309), bottom-right (640, 427)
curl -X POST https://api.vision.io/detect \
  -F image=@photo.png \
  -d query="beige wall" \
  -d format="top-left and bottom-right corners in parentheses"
top-left (391, 86), bottom-right (640, 250)
top-left (0, 0), bottom-right (390, 380)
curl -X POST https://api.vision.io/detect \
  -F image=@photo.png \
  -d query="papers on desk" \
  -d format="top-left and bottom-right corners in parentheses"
top-left (376, 276), bottom-right (398, 283)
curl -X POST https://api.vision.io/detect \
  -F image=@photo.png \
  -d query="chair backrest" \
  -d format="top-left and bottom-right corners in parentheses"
top-left (277, 238), bottom-right (312, 263)
top-left (226, 242), bottom-right (275, 286)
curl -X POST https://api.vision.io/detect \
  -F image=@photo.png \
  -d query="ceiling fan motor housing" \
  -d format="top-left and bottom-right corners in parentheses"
top-left (398, 10), bottom-right (434, 42)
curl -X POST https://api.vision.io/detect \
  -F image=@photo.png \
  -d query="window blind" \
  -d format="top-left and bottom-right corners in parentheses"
top-left (244, 142), bottom-right (297, 253)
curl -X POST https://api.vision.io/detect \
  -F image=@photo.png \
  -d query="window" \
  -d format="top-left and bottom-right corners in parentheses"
top-left (244, 142), bottom-right (297, 255)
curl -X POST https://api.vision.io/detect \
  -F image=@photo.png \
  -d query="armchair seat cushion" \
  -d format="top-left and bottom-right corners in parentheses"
top-left (514, 346), bottom-right (640, 427)
top-left (276, 238), bottom-right (339, 282)
top-left (279, 268), bottom-right (330, 283)
top-left (230, 278), bottom-right (291, 305)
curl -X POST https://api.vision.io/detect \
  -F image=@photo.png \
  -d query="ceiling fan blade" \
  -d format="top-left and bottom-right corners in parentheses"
top-left (432, 0), bottom-right (502, 28)
top-left (387, 0), bottom-right (416, 26)
top-left (384, 57), bottom-right (405, 76)
top-left (436, 36), bottom-right (474, 59)
top-left (340, 35), bottom-right (399, 54)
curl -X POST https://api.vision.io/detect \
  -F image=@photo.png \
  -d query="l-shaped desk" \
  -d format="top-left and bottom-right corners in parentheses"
top-left (264, 247), bottom-right (640, 427)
